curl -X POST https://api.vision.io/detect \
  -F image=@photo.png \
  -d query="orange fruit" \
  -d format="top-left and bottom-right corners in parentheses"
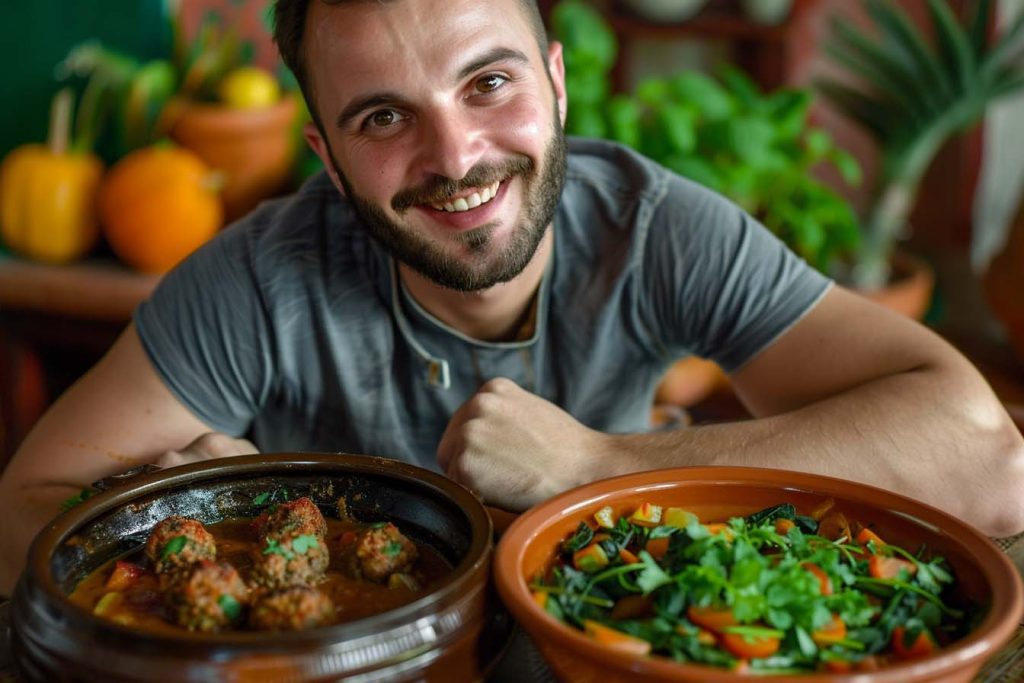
top-left (98, 144), bottom-right (222, 274)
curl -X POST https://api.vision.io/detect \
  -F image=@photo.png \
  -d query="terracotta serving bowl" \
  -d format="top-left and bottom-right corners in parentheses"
top-left (494, 466), bottom-right (1024, 683)
top-left (11, 453), bottom-right (507, 683)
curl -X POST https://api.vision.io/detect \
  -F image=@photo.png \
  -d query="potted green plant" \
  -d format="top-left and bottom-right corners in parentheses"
top-left (551, 0), bottom-right (864, 409)
top-left (815, 0), bottom-right (1024, 293)
top-left (551, 1), bottom-right (863, 276)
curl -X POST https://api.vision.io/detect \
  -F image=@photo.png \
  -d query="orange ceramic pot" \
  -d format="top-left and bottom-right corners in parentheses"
top-left (494, 466), bottom-right (1023, 683)
top-left (857, 250), bottom-right (935, 321)
top-left (170, 96), bottom-right (299, 222)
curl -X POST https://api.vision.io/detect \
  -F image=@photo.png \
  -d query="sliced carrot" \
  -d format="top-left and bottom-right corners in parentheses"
top-left (105, 560), bottom-right (144, 591)
top-left (812, 614), bottom-right (847, 645)
top-left (705, 523), bottom-right (735, 540)
top-left (892, 626), bottom-right (937, 660)
top-left (856, 527), bottom-right (886, 548)
top-left (610, 594), bottom-right (653, 620)
top-left (573, 543), bottom-right (610, 573)
top-left (532, 590), bottom-right (548, 610)
top-left (869, 555), bottom-right (917, 580)
top-left (583, 620), bottom-right (652, 656)
top-left (801, 562), bottom-right (833, 596)
top-left (855, 655), bottom-right (880, 671)
top-left (721, 631), bottom-right (781, 659)
top-left (645, 537), bottom-right (669, 560)
top-left (686, 605), bottom-right (737, 632)
top-left (809, 498), bottom-right (836, 521)
top-left (774, 518), bottom-right (796, 535)
top-left (817, 512), bottom-right (851, 541)
top-left (618, 547), bottom-right (640, 565)
top-left (628, 502), bottom-right (663, 527)
top-left (822, 659), bottom-right (853, 673)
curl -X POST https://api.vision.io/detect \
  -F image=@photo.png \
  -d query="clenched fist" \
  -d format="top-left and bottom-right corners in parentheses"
top-left (436, 378), bottom-right (606, 511)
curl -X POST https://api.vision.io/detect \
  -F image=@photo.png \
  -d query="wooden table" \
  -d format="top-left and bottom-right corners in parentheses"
top-left (0, 255), bottom-right (159, 465)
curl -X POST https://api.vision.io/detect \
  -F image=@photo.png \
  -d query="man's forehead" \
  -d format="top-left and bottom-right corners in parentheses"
top-left (306, 0), bottom-right (535, 73)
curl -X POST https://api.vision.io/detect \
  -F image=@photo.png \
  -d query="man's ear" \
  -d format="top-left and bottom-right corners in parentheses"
top-left (547, 41), bottom-right (568, 128)
top-left (303, 122), bottom-right (347, 197)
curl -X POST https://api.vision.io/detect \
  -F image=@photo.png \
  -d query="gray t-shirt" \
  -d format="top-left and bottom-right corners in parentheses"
top-left (135, 138), bottom-right (829, 471)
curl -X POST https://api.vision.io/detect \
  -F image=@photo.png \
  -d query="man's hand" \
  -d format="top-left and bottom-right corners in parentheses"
top-left (156, 432), bottom-right (259, 469)
top-left (437, 378), bottom-right (603, 511)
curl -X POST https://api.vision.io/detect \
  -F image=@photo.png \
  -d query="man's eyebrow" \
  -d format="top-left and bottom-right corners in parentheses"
top-left (336, 93), bottom-right (404, 130)
top-left (456, 47), bottom-right (531, 81)
top-left (334, 48), bottom-right (532, 130)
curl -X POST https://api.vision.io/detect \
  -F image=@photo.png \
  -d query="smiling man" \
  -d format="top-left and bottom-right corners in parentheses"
top-left (1, 0), bottom-right (1023, 594)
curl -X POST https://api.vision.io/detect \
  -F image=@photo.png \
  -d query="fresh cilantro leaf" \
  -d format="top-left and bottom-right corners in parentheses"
top-left (263, 537), bottom-right (295, 560)
top-left (218, 594), bottom-right (242, 621)
top-left (562, 521), bottom-right (594, 554)
top-left (291, 534), bottom-right (320, 554)
top-left (60, 488), bottom-right (96, 512)
top-left (795, 625), bottom-right (818, 657)
top-left (161, 536), bottom-right (187, 559)
top-left (636, 550), bottom-right (672, 594)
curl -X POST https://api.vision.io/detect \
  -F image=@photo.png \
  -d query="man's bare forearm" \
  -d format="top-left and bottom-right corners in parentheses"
top-left (0, 483), bottom-right (80, 596)
top-left (591, 366), bottom-right (1024, 537)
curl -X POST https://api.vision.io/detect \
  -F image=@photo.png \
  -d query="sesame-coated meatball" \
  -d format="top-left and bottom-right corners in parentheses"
top-left (355, 523), bottom-right (418, 582)
top-left (249, 530), bottom-right (329, 591)
top-left (145, 516), bottom-right (216, 575)
top-left (249, 586), bottom-right (336, 631)
top-left (164, 559), bottom-right (249, 632)
top-left (251, 497), bottom-right (327, 540)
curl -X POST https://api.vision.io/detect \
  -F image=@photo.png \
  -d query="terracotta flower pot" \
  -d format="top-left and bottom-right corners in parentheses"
top-left (857, 250), bottom-right (936, 321)
top-left (170, 95), bottom-right (299, 222)
top-left (983, 198), bottom-right (1024, 363)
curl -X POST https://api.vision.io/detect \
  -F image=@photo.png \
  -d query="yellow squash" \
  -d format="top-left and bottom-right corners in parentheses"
top-left (0, 89), bottom-right (103, 263)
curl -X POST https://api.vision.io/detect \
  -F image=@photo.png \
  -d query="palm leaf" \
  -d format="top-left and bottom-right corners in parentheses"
top-left (980, 8), bottom-right (1024, 80)
top-left (968, 0), bottom-right (994, 59)
top-left (989, 69), bottom-right (1024, 98)
top-left (865, 0), bottom-right (954, 99)
top-left (927, 0), bottom-right (976, 93)
top-left (814, 78), bottom-right (897, 141)
top-left (828, 18), bottom-right (939, 118)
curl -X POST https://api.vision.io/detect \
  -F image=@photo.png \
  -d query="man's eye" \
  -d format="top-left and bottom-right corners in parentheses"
top-left (476, 74), bottom-right (508, 93)
top-left (367, 110), bottom-right (400, 129)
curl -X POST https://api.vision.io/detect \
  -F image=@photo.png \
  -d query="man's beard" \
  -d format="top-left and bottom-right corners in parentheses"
top-left (330, 120), bottom-right (567, 292)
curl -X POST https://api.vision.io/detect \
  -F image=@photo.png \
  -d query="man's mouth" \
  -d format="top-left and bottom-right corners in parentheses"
top-left (428, 181), bottom-right (502, 213)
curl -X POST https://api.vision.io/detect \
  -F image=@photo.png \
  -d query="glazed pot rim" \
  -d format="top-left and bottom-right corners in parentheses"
top-left (495, 465), bottom-right (1024, 682)
top-left (26, 452), bottom-right (493, 647)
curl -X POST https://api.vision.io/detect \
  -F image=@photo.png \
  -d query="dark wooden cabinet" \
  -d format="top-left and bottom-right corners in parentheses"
top-left (538, 0), bottom-right (822, 91)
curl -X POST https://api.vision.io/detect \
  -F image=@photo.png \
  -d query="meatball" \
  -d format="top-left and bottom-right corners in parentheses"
top-left (249, 530), bottom-right (329, 591)
top-left (145, 516), bottom-right (216, 575)
top-left (355, 523), bottom-right (418, 582)
top-left (251, 497), bottom-right (327, 540)
top-left (249, 586), bottom-right (335, 631)
top-left (164, 559), bottom-right (249, 632)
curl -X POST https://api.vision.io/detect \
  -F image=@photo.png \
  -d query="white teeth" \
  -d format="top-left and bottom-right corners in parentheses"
top-left (433, 180), bottom-right (502, 213)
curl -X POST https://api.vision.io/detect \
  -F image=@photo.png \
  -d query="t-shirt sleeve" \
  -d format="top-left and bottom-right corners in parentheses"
top-left (134, 226), bottom-right (273, 435)
top-left (639, 171), bottom-right (832, 373)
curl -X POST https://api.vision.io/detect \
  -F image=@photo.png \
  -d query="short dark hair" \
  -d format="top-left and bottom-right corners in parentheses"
top-left (273, 0), bottom-right (549, 128)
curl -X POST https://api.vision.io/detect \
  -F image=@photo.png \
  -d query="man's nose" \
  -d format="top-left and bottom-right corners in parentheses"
top-left (416, 108), bottom-right (486, 183)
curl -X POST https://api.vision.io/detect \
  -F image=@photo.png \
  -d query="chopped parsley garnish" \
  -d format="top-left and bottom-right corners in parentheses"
top-left (262, 537), bottom-right (295, 560)
top-left (382, 540), bottom-right (404, 558)
top-left (161, 536), bottom-right (188, 559)
top-left (60, 488), bottom-right (96, 512)
top-left (291, 534), bottom-right (320, 554)
top-left (218, 594), bottom-right (242, 621)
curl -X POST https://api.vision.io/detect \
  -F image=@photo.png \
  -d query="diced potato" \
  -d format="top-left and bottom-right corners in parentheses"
top-left (93, 591), bottom-right (124, 617)
top-left (628, 502), bottom-right (662, 527)
top-left (594, 505), bottom-right (616, 529)
top-left (573, 543), bottom-right (610, 573)
top-left (663, 507), bottom-right (698, 528)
